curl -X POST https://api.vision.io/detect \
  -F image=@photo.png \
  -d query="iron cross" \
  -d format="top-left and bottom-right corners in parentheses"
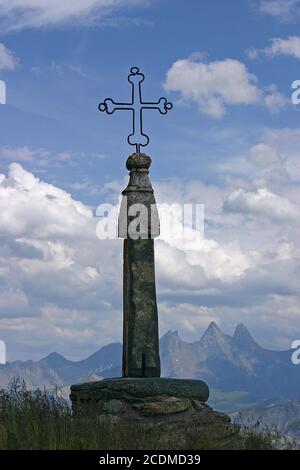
top-left (98, 67), bottom-right (173, 153)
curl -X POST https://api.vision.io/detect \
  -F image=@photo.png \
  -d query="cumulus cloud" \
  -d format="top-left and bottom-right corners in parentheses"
top-left (211, 136), bottom-right (295, 190)
top-left (0, 43), bottom-right (18, 70)
top-left (0, 163), bottom-right (123, 357)
top-left (249, 36), bottom-right (300, 60)
top-left (258, 0), bottom-right (300, 20)
top-left (0, 163), bottom-right (94, 239)
top-left (248, 142), bottom-right (290, 183)
top-left (257, 128), bottom-right (300, 184)
top-left (164, 58), bottom-right (286, 118)
top-left (0, 163), bottom-right (299, 359)
top-left (224, 187), bottom-right (300, 222)
top-left (0, 164), bottom-right (251, 358)
top-left (0, 0), bottom-right (149, 32)
top-left (263, 85), bottom-right (288, 112)
top-left (248, 143), bottom-right (282, 169)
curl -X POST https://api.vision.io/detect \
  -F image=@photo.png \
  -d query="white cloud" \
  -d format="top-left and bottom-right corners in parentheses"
top-left (248, 143), bottom-right (282, 169)
top-left (0, 147), bottom-right (87, 171)
top-left (164, 58), bottom-right (286, 118)
top-left (0, 147), bottom-right (47, 162)
top-left (249, 36), bottom-right (300, 60)
top-left (157, 238), bottom-right (251, 286)
top-left (0, 164), bottom-right (253, 356)
top-left (164, 58), bottom-right (260, 119)
top-left (248, 142), bottom-right (289, 182)
top-left (158, 302), bottom-right (219, 337)
top-left (258, 128), bottom-right (300, 184)
top-left (258, 0), bottom-right (300, 20)
top-left (263, 84), bottom-right (288, 112)
top-left (0, 43), bottom-right (18, 70)
top-left (0, 163), bottom-right (93, 239)
top-left (0, 0), bottom-right (148, 32)
top-left (0, 163), bottom-right (123, 357)
top-left (224, 187), bottom-right (300, 222)
top-left (0, 163), bottom-right (299, 359)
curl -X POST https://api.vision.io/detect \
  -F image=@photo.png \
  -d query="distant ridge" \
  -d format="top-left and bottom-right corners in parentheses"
top-left (0, 323), bottom-right (298, 409)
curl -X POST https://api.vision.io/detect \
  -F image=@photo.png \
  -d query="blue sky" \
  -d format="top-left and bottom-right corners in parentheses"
top-left (0, 0), bottom-right (299, 361)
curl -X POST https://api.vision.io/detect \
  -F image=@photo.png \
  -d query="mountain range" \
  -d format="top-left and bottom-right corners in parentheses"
top-left (161, 322), bottom-right (299, 407)
top-left (0, 322), bottom-right (299, 412)
top-left (231, 401), bottom-right (300, 439)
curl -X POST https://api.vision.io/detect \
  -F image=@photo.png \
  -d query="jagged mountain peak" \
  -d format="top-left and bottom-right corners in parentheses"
top-left (207, 321), bottom-right (221, 333)
top-left (200, 322), bottom-right (224, 342)
top-left (233, 323), bottom-right (258, 348)
top-left (160, 330), bottom-right (182, 353)
top-left (162, 330), bottom-right (180, 339)
top-left (160, 330), bottom-right (181, 346)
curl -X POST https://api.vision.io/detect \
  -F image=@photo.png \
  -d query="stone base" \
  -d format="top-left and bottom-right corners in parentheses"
top-left (70, 378), bottom-right (233, 439)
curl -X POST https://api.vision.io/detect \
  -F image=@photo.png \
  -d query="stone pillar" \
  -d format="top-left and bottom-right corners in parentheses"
top-left (119, 153), bottom-right (160, 378)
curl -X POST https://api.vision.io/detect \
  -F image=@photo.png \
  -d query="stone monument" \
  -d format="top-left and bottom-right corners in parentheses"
top-left (120, 152), bottom-right (161, 378)
top-left (70, 68), bottom-right (230, 435)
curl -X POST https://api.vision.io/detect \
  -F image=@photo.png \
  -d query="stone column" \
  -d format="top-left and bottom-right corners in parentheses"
top-left (119, 153), bottom-right (161, 378)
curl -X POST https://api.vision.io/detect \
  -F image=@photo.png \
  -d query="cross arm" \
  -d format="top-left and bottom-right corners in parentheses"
top-left (99, 98), bottom-right (133, 115)
top-left (142, 97), bottom-right (173, 114)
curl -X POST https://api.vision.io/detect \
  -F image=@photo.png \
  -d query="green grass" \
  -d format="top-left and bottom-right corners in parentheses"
top-left (0, 380), bottom-right (276, 450)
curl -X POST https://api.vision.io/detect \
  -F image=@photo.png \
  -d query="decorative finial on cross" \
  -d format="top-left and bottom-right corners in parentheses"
top-left (98, 67), bottom-right (173, 153)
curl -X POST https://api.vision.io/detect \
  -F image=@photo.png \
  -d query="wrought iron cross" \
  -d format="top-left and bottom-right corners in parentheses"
top-left (98, 67), bottom-right (173, 153)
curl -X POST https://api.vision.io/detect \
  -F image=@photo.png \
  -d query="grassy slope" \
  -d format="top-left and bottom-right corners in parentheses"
top-left (0, 381), bottom-right (276, 450)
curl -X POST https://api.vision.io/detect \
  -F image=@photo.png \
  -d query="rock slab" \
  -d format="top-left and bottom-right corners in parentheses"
top-left (70, 377), bottom-right (234, 441)
top-left (70, 378), bottom-right (237, 448)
